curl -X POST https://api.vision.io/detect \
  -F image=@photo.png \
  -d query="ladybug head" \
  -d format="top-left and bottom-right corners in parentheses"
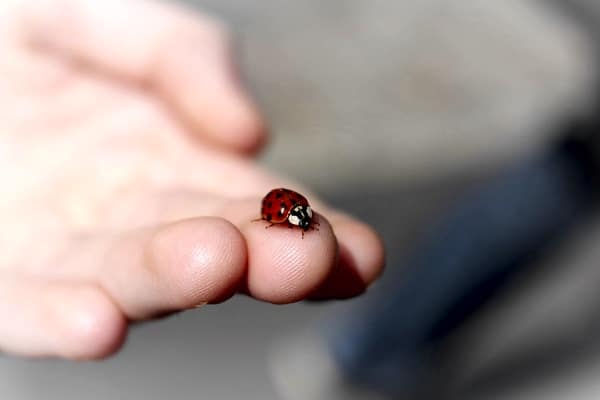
top-left (288, 205), bottom-right (313, 230)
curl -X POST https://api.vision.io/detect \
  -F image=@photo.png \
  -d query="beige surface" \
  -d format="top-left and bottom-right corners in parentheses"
top-left (234, 0), bottom-right (593, 190)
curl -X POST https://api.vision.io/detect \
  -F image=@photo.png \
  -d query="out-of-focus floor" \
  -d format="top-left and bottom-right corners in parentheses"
top-left (3, 1), bottom-right (600, 399)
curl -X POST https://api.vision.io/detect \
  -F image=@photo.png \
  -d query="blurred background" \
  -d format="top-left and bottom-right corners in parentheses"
top-left (3, 0), bottom-right (600, 398)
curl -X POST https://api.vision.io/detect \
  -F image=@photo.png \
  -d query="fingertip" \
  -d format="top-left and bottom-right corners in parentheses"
top-left (330, 214), bottom-right (386, 285)
top-left (342, 221), bottom-right (386, 284)
top-left (218, 103), bottom-right (269, 155)
top-left (245, 214), bottom-right (336, 303)
top-left (155, 23), bottom-right (268, 155)
top-left (197, 33), bottom-right (268, 155)
top-left (0, 279), bottom-right (126, 359)
top-left (54, 285), bottom-right (127, 360)
top-left (149, 217), bottom-right (247, 309)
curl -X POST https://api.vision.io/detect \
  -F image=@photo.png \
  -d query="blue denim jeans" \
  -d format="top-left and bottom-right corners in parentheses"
top-left (325, 137), bottom-right (597, 396)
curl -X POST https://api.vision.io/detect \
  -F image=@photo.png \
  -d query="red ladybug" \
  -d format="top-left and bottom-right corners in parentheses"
top-left (257, 188), bottom-right (317, 237)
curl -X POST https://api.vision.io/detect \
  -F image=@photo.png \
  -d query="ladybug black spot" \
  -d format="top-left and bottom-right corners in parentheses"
top-left (266, 201), bottom-right (272, 208)
top-left (266, 214), bottom-right (272, 221)
top-left (275, 192), bottom-right (283, 199)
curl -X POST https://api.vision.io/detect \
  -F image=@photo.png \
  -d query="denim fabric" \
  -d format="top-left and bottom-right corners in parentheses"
top-left (326, 137), bottom-right (597, 396)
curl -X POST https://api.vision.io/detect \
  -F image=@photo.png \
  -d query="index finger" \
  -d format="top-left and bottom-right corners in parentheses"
top-left (225, 198), bottom-right (384, 303)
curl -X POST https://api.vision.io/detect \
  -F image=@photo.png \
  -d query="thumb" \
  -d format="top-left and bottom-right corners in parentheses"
top-left (19, 0), bottom-right (266, 153)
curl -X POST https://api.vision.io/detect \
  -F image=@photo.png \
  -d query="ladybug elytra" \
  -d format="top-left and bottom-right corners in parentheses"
top-left (257, 188), bottom-right (317, 237)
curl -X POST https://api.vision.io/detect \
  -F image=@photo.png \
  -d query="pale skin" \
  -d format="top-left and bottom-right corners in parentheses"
top-left (0, 0), bottom-right (385, 360)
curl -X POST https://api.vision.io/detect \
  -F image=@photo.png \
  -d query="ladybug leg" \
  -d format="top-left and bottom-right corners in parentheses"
top-left (311, 218), bottom-right (320, 233)
top-left (251, 217), bottom-right (263, 223)
top-left (308, 226), bottom-right (319, 233)
top-left (264, 222), bottom-right (276, 229)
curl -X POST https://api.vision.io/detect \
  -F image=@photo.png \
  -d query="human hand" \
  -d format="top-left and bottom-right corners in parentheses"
top-left (0, 0), bottom-right (384, 360)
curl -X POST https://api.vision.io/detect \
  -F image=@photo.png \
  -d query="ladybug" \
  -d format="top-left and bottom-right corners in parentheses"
top-left (257, 188), bottom-right (317, 237)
